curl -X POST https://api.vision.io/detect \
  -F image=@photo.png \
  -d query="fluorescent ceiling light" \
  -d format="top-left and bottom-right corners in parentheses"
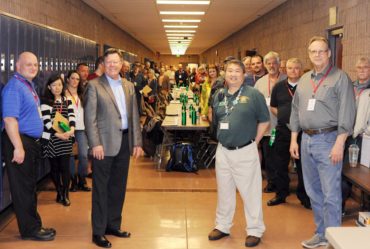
top-left (157, 1), bottom-right (210, 5)
top-left (167, 37), bottom-right (192, 40)
top-left (160, 11), bottom-right (205, 15)
top-left (166, 33), bottom-right (194, 36)
top-left (162, 19), bottom-right (201, 23)
top-left (164, 25), bottom-right (198, 28)
top-left (165, 30), bottom-right (196, 33)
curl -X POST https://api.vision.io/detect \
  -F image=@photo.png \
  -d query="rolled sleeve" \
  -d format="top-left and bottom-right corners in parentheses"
top-left (336, 73), bottom-right (356, 135)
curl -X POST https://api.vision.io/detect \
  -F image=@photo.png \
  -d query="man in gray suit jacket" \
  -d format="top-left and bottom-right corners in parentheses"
top-left (84, 48), bottom-right (143, 248)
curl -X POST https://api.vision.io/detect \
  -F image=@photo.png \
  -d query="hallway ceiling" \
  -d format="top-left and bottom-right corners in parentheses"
top-left (82, 0), bottom-right (286, 55)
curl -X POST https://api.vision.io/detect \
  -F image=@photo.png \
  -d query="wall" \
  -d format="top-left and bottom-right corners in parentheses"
top-left (200, 0), bottom-right (370, 79)
top-left (0, 0), bottom-right (155, 62)
top-left (158, 54), bottom-right (200, 67)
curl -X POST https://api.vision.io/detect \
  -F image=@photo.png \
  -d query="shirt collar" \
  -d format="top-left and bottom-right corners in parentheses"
top-left (311, 63), bottom-right (332, 78)
top-left (106, 74), bottom-right (122, 86)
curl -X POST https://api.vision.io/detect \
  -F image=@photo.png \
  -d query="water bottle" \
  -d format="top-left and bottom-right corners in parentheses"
top-left (349, 144), bottom-right (360, 167)
top-left (196, 107), bottom-right (200, 125)
top-left (58, 121), bottom-right (71, 132)
top-left (181, 105), bottom-right (187, 126)
top-left (269, 128), bottom-right (276, 147)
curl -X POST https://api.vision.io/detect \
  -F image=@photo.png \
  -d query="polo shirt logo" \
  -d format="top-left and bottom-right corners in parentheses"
top-left (239, 96), bottom-right (249, 103)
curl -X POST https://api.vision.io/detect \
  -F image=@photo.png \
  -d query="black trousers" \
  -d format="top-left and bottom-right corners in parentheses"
top-left (2, 132), bottom-right (42, 236)
top-left (272, 126), bottom-right (309, 201)
top-left (92, 132), bottom-right (130, 235)
top-left (49, 155), bottom-right (71, 191)
top-left (260, 136), bottom-right (275, 185)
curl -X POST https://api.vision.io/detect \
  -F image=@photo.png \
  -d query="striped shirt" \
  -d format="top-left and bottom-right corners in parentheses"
top-left (41, 97), bottom-right (76, 158)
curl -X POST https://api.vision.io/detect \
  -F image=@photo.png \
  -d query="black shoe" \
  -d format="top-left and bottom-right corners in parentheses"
top-left (245, 235), bottom-right (261, 247)
top-left (22, 228), bottom-right (55, 241)
top-left (62, 188), bottom-right (71, 206)
top-left (105, 228), bottom-right (131, 238)
top-left (267, 196), bottom-right (286, 206)
top-left (78, 175), bottom-right (92, 192)
top-left (208, 229), bottom-right (229, 240)
top-left (56, 191), bottom-right (64, 204)
top-left (93, 235), bottom-right (112, 248)
top-left (263, 183), bottom-right (276, 193)
top-left (43, 227), bottom-right (56, 236)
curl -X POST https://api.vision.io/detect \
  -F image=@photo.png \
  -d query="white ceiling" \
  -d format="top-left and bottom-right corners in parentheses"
top-left (82, 0), bottom-right (286, 55)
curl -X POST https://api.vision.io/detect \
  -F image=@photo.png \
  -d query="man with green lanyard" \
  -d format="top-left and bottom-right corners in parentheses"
top-left (208, 59), bottom-right (270, 247)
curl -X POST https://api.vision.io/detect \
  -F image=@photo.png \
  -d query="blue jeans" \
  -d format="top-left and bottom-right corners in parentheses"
top-left (301, 131), bottom-right (342, 237)
top-left (70, 130), bottom-right (89, 176)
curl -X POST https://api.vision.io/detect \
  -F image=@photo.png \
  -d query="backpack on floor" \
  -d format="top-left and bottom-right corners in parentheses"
top-left (166, 143), bottom-right (198, 173)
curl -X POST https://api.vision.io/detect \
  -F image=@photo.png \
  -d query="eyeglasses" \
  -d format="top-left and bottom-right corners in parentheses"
top-left (308, 49), bottom-right (328, 55)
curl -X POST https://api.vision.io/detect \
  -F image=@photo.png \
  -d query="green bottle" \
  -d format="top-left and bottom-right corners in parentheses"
top-left (58, 121), bottom-right (70, 132)
top-left (269, 128), bottom-right (276, 147)
top-left (181, 106), bottom-right (186, 126)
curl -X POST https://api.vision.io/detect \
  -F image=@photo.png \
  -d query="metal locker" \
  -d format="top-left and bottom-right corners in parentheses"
top-left (31, 25), bottom-right (40, 57)
top-left (0, 15), bottom-right (9, 84)
top-left (18, 21), bottom-right (27, 53)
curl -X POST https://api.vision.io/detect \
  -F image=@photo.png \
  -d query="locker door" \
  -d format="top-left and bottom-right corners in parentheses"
top-left (49, 30), bottom-right (57, 72)
top-left (0, 15), bottom-right (9, 84)
top-left (18, 21), bottom-right (27, 53)
top-left (8, 17), bottom-right (17, 80)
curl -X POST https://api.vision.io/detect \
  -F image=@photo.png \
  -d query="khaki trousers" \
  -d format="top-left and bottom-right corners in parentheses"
top-left (215, 142), bottom-right (265, 237)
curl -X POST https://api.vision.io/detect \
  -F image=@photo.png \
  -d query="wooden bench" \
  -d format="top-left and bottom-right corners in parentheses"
top-left (342, 164), bottom-right (370, 210)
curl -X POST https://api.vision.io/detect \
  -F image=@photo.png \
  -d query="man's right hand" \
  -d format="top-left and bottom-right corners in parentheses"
top-left (12, 147), bottom-right (25, 164)
top-left (92, 145), bottom-right (104, 160)
top-left (289, 141), bottom-right (300, 159)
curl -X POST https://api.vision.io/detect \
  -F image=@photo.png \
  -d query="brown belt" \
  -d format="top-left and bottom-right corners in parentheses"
top-left (303, 126), bottom-right (337, 136)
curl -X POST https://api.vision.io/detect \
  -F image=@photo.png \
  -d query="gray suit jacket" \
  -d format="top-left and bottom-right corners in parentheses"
top-left (84, 74), bottom-right (142, 156)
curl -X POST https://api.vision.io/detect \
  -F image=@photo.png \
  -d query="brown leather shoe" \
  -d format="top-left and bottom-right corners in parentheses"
top-left (208, 229), bottom-right (229, 241)
top-left (245, 235), bottom-right (261, 247)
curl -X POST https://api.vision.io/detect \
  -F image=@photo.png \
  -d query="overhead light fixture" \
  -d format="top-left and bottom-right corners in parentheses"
top-left (157, 1), bottom-right (210, 5)
top-left (164, 25), bottom-right (198, 28)
top-left (165, 30), bottom-right (196, 33)
top-left (162, 19), bottom-right (201, 23)
top-left (166, 33), bottom-right (194, 36)
top-left (160, 11), bottom-right (205, 15)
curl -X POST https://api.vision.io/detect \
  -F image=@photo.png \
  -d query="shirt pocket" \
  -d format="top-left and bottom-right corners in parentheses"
top-left (315, 84), bottom-right (336, 102)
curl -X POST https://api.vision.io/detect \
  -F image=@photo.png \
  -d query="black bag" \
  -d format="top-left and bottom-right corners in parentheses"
top-left (166, 143), bottom-right (198, 173)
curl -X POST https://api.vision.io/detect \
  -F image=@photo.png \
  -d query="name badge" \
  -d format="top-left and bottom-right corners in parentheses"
top-left (307, 98), bottom-right (316, 111)
top-left (179, 75), bottom-right (182, 79)
top-left (38, 106), bottom-right (42, 118)
top-left (265, 97), bottom-right (271, 106)
top-left (220, 122), bottom-right (229, 130)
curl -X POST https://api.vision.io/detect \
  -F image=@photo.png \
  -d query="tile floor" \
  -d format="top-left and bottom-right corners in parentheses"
top-left (0, 156), bottom-right (360, 249)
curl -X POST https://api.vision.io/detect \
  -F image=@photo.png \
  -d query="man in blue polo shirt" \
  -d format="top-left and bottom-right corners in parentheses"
top-left (2, 52), bottom-right (56, 241)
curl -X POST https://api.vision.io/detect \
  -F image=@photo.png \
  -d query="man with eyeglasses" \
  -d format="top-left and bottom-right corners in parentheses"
top-left (290, 36), bottom-right (355, 248)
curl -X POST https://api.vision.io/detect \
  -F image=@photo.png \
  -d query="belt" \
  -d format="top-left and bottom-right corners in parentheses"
top-left (222, 140), bottom-right (254, 150)
top-left (21, 134), bottom-right (40, 142)
top-left (303, 126), bottom-right (337, 136)
top-left (120, 129), bottom-right (129, 134)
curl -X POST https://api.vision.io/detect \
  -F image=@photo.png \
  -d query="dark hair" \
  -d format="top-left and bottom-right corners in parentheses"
top-left (225, 59), bottom-right (246, 74)
top-left (94, 56), bottom-right (104, 70)
top-left (223, 56), bottom-right (236, 64)
top-left (66, 70), bottom-right (85, 104)
top-left (103, 48), bottom-right (123, 61)
top-left (251, 54), bottom-right (264, 62)
top-left (76, 62), bottom-right (88, 71)
top-left (42, 73), bottom-right (65, 106)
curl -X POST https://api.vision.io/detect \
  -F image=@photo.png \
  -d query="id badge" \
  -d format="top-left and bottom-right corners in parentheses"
top-left (307, 99), bottom-right (316, 111)
top-left (38, 106), bottom-right (42, 118)
top-left (220, 122), bottom-right (229, 130)
top-left (265, 97), bottom-right (271, 106)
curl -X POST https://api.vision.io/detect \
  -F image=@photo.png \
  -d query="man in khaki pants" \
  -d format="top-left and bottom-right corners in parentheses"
top-left (208, 59), bottom-right (269, 247)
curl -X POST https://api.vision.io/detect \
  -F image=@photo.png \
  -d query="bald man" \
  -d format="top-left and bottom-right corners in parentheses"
top-left (2, 52), bottom-right (56, 241)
